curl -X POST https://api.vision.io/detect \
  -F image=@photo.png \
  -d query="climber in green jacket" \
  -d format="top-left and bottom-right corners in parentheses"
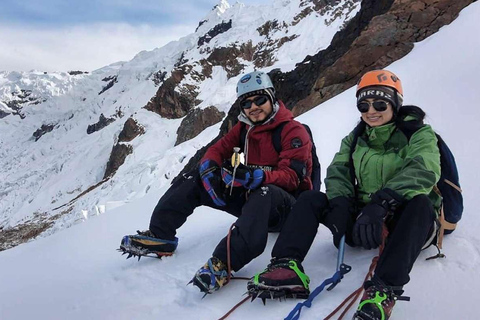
top-left (248, 69), bottom-right (441, 320)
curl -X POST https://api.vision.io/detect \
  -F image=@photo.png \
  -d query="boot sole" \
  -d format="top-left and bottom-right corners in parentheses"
top-left (248, 283), bottom-right (309, 300)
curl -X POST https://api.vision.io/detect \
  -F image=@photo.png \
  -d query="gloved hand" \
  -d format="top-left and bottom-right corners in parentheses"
top-left (221, 162), bottom-right (264, 190)
top-left (323, 196), bottom-right (355, 248)
top-left (352, 188), bottom-right (404, 249)
top-left (199, 159), bottom-right (226, 206)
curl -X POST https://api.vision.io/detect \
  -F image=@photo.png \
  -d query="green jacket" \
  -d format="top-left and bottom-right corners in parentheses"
top-left (325, 121), bottom-right (441, 210)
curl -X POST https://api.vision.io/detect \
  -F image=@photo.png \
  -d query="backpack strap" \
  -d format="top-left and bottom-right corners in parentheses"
top-left (271, 121), bottom-right (288, 154)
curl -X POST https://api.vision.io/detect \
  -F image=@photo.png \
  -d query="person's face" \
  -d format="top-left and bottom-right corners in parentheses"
top-left (358, 98), bottom-right (394, 127)
top-left (240, 95), bottom-right (273, 123)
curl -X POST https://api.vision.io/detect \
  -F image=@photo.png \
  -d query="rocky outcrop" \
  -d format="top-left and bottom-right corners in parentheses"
top-left (103, 117), bottom-right (144, 178)
top-left (87, 114), bottom-right (116, 134)
top-left (67, 71), bottom-right (88, 76)
top-left (151, 71), bottom-right (168, 86)
top-left (118, 117), bottom-right (145, 142)
top-left (33, 124), bottom-right (55, 141)
top-left (144, 68), bottom-right (196, 119)
top-left (207, 42), bottom-right (255, 78)
top-left (198, 20), bottom-right (232, 46)
top-left (0, 208), bottom-right (72, 252)
top-left (99, 75), bottom-right (118, 95)
top-left (175, 106), bottom-right (225, 146)
top-left (103, 143), bottom-right (133, 179)
top-left (174, 0), bottom-right (474, 179)
top-left (0, 109), bottom-right (9, 118)
top-left (278, 0), bottom-right (474, 116)
top-left (3, 89), bottom-right (44, 118)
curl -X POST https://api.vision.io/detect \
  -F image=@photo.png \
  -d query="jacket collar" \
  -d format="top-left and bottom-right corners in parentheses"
top-left (237, 100), bottom-right (291, 129)
top-left (365, 122), bottom-right (396, 146)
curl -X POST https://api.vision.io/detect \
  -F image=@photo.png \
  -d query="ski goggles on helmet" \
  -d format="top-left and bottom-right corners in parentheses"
top-left (357, 100), bottom-right (389, 113)
top-left (240, 95), bottom-right (269, 110)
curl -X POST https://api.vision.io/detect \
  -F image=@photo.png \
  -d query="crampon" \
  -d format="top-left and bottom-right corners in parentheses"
top-left (117, 231), bottom-right (177, 260)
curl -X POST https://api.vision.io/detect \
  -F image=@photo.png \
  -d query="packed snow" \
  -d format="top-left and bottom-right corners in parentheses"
top-left (1, 1), bottom-right (479, 320)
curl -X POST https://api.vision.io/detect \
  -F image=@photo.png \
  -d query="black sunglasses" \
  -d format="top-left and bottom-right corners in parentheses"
top-left (240, 95), bottom-right (269, 110)
top-left (357, 100), bottom-right (389, 113)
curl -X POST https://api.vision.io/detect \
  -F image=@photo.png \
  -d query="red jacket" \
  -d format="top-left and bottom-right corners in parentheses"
top-left (202, 101), bottom-right (313, 192)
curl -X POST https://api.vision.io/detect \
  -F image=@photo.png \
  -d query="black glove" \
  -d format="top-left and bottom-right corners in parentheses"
top-left (221, 161), bottom-right (265, 190)
top-left (370, 188), bottom-right (404, 212)
top-left (199, 159), bottom-right (226, 206)
top-left (352, 188), bottom-right (404, 249)
top-left (323, 196), bottom-right (355, 248)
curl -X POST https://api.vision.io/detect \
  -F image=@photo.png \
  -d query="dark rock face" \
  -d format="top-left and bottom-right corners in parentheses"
top-left (86, 114), bottom-right (116, 134)
top-left (198, 20), bottom-right (232, 46)
top-left (103, 143), bottom-right (133, 179)
top-left (144, 69), bottom-right (196, 119)
top-left (67, 71), bottom-right (88, 75)
top-left (118, 117), bottom-right (145, 142)
top-left (175, 106), bottom-right (225, 146)
top-left (152, 71), bottom-right (168, 86)
top-left (3, 89), bottom-right (44, 118)
top-left (174, 0), bottom-right (474, 180)
top-left (0, 109), bottom-right (9, 118)
top-left (279, 0), bottom-right (474, 116)
top-left (0, 208), bottom-right (72, 252)
top-left (33, 124), bottom-right (55, 141)
top-left (102, 117), bottom-right (144, 178)
top-left (207, 42), bottom-right (255, 78)
top-left (99, 75), bottom-right (118, 95)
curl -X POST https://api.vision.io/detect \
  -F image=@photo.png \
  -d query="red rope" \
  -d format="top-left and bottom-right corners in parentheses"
top-left (323, 226), bottom-right (389, 320)
top-left (218, 223), bottom-right (251, 320)
top-left (218, 296), bottom-right (250, 320)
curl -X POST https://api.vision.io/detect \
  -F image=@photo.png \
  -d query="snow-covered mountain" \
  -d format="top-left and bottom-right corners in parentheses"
top-left (0, 2), bottom-right (479, 319)
top-left (0, 70), bottom-right (88, 118)
top-left (0, 0), bottom-right (362, 249)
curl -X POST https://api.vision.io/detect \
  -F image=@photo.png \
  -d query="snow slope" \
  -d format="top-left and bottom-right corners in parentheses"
top-left (0, 0), bottom-right (360, 236)
top-left (1, 2), bottom-right (479, 320)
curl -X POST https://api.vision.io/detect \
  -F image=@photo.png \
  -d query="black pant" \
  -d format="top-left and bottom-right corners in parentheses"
top-left (149, 171), bottom-right (296, 271)
top-left (272, 191), bottom-right (435, 287)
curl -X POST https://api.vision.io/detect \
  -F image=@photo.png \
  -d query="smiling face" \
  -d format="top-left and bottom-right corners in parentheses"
top-left (242, 95), bottom-right (273, 123)
top-left (360, 98), bottom-right (394, 127)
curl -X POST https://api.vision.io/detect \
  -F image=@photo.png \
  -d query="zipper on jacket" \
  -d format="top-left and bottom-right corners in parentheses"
top-left (244, 125), bottom-right (255, 166)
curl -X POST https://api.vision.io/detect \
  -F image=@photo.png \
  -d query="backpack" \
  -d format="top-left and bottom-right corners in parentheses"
top-left (239, 122), bottom-right (321, 191)
top-left (349, 118), bottom-right (463, 236)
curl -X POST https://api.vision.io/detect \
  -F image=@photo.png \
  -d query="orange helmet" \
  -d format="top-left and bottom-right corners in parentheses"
top-left (356, 70), bottom-right (403, 109)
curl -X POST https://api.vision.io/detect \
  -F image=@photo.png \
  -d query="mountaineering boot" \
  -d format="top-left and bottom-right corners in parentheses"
top-left (119, 230), bottom-right (178, 259)
top-left (191, 257), bottom-right (229, 295)
top-left (353, 277), bottom-right (409, 320)
top-left (247, 258), bottom-right (310, 300)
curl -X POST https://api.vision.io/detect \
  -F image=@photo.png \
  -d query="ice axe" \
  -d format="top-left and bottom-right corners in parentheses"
top-left (229, 147), bottom-right (241, 195)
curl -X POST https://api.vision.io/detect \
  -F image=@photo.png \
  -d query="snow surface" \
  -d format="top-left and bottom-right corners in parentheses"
top-left (0, 0), bottom-right (359, 234)
top-left (1, 1), bottom-right (480, 320)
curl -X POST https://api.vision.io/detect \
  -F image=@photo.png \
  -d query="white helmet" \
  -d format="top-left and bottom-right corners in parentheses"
top-left (236, 71), bottom-right (275, 100)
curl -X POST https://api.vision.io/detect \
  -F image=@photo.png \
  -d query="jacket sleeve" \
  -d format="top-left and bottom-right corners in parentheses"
top-left (384, 125), bottom-right (441, 200)
top-left (201, 123), bottom-right (242, 165)
top-left (325, 131), bottom-right (356, 200)
top-left (263, 121), bottom-right (312, 192)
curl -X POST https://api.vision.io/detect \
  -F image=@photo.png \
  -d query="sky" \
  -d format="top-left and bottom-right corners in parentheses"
top-left (0, 0), bottom-right (271, 73)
